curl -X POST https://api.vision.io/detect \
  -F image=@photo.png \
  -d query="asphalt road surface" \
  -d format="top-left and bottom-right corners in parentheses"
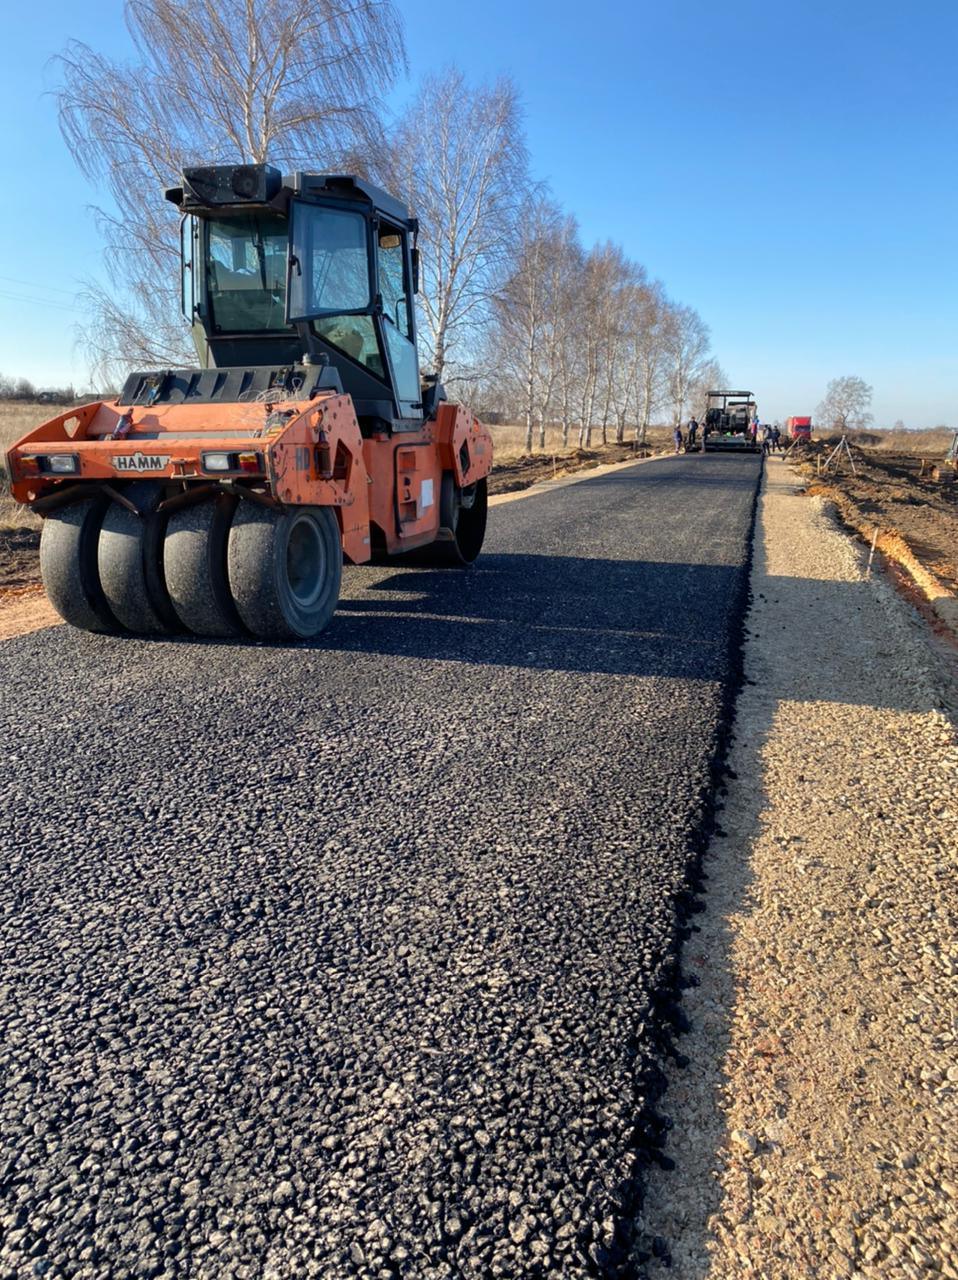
top-left (0, 453), bottom-right (760, 1279)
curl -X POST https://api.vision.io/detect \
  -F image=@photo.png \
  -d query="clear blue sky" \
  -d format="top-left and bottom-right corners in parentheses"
top-left (2, 0), bottom-right (956, 425)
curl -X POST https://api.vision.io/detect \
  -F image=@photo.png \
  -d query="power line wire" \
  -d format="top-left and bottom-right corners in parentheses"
top-left (0, 289), bottom-right (80, 315)
top-left (0, 274), bottom-right (80, 297)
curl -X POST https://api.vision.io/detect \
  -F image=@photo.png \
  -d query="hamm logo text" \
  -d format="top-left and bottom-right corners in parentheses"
top-left (114, 453), bottom-right (172, 473)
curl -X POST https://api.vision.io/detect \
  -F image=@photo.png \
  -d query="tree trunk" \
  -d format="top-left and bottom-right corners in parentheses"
top-left (584, 376), bottom-right (597, 450)
top-left (637, 367), bottom-right (653, 444)
top-left (524, 314), bottom-right (536, 452)
top-left (433, 333), bottom-right (446, 386)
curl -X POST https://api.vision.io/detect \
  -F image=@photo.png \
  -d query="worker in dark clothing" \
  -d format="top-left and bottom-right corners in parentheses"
top-left (673, 424), bottom-right (683, 454)
top-left (687, 417), bottom-right (699, 450)
top-left (771, 424), bottom-right (781, 452)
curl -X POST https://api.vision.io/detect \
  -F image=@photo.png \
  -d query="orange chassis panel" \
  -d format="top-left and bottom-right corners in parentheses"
top-left (7, 395), bottom-right (493, 564)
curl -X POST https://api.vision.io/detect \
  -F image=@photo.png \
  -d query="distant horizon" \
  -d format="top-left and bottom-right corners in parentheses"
top-left (0, 391), bottom-right (951, 436)
top-left (2, 0), bottom-right (955, 427)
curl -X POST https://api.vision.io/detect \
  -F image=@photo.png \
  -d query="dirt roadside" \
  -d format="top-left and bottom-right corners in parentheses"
top-left (487, 441), bottom-right (659, 494)
top-left (639, 458), bottom-right (958, 1277)
top-left (790, 444), bottom-right (958, 596)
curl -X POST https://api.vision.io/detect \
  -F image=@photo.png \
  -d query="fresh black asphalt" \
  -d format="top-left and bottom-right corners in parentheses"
top-left (0, 453), bottom-right (760, 1279)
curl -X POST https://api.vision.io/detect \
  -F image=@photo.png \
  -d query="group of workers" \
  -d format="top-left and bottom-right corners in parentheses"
top-left (756, 422), bottom-right (783, 454)
top-left (673, 420), bottom-right (698, 452)
top-left (673, 419), bottom-right (785, 455)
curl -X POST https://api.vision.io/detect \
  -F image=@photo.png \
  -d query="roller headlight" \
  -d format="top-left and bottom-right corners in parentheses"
top-left (45, 454), bottom-right (80, 474)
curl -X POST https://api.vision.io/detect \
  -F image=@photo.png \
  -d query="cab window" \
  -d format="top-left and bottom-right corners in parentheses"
top-left (313, 315), bottom-right (385, 380)
top-left (288, 203), bottom-right (371, 318)
top-left (205, 213), bottom-right (288, 333)
top-left (377, 227), bottom-right (411, 339)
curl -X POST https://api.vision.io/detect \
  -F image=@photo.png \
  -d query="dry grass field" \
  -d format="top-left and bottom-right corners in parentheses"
top-left (488, 421), bottom-right (673, 462)
top-left (827, 426), bottom-right (954, 454)
top-left (0, 401), bottom-right (59, 457)
top-left (0, 402), bottom-right (55, 532)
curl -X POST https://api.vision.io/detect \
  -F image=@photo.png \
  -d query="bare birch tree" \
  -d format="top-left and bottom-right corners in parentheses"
top-left (688, 357), bottom-right (728, 420)
top-left (491, 193), bottom-right (553, 451)
top-left (387, 69), bottom-right (527, 388)
top-left (817, 375), bottom-right (874, 431)
top-left (663, 303), bottom-right (711, 426)
top-left (553, 233), bottom-right (586, 448)
top-left (609, 281), bottom-right (648, 444)
top-left (56, 0), bottom-right (405, 380)
top-left (533, 217), bottom-right (580, 449)
top-left (594, 251), bottom-right (645, 444)
top-left (491, 196), bottom-right (580, 451)
top-left (630, 282), bottom-right (671, 445)
top-left (574, 246), bottom-right (612, 448)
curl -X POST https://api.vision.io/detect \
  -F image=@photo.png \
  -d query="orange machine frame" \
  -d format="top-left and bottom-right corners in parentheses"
top-left (7, 396), bottom-right (493, 564)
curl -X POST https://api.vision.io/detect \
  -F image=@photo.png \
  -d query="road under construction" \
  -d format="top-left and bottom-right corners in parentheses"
top-left (0, 453), bottom-right (760, 1277)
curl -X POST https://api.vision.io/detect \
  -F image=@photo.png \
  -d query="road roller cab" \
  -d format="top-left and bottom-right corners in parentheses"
top-left (6, 164), bottom-right (493, 641)
top-left (169, 164), bottom-right (433, 433)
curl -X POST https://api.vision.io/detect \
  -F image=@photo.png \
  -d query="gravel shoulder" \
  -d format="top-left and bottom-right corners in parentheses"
top-left (640, 458), bottom-right (958, 1277)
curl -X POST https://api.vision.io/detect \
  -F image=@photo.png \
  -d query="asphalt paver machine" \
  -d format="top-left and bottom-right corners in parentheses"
top-left (702, 389), bottom-right (759, 453)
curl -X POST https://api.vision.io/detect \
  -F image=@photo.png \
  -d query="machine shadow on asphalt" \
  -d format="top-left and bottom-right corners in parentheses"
top-left (315, 553), bottom-right (748, 681)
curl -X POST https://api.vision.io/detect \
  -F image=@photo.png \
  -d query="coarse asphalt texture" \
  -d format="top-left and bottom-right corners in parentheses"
top-left (0, 453), bottom-right (760, 1280)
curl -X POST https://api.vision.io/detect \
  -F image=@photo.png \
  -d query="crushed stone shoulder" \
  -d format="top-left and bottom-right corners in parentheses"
top-left (640, 458), bottom-right (958, 1277)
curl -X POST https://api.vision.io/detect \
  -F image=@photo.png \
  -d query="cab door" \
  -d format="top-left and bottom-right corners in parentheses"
top-left (376, 223), bottom-right (422, 420)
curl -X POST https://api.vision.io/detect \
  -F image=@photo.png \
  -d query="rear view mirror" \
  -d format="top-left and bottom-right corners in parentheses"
top-left (411, 247), bottom-right (420, 294)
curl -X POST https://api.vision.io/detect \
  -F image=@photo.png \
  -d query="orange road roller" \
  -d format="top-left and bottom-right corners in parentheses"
top-left (5, 164), bottom-right (493, 640)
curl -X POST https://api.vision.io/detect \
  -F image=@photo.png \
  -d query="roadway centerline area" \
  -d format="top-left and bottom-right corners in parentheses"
top-left (0, 453), bottom-right (759, 1278)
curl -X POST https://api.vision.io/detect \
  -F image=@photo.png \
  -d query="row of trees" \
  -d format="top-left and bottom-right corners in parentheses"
top-left (0, 375), bottom-right (78, 403)
top-left (486, 203), bottom-right (723, 449)
top-left (54, 0), bottom-right (720, 445)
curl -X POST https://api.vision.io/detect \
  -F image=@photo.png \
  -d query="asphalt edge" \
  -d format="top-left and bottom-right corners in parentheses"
top-left (620, 456), bottom-right (764, 1277)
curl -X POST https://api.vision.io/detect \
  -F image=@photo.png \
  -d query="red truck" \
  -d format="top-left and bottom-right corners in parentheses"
top-left (786, 416), bottom-right (812, 441)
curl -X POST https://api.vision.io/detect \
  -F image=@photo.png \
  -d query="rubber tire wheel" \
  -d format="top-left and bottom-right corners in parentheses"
top-left (435, 476), bottom-right (489, 565)
top-left (164, 495), bottom-right (244, 637)
top-left (411, 474), bottom-right (488, 567)
top-left (98, 481), bottom-right (180, 635)
top-left (39, 497), bottom-right (119, 633)
top-left (452, 476), bottom-right (487, 563)
top-left (228, 504), bottom-right (342, 640)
